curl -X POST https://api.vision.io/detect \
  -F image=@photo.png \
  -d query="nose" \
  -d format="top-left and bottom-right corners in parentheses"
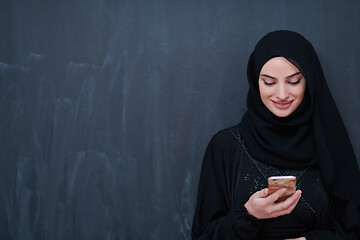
top-left (276, 84), bottom-right (289, 100)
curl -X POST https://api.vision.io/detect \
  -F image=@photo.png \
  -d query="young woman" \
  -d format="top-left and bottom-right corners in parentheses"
top-left (191, 30), bottom-right (360, 240)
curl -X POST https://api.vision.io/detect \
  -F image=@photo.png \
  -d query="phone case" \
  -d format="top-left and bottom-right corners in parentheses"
top-left (268, 176), bottom-right (296, 202)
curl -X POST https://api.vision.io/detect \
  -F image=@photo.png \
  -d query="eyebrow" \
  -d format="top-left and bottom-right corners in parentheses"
top-left (260, 72), bottom-right (302, 79)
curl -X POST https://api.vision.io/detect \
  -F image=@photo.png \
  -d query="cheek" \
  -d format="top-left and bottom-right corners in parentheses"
top-left (259, 85), bottom-right (273, 101)
top-left (296, 84), bottom-right (306, 99)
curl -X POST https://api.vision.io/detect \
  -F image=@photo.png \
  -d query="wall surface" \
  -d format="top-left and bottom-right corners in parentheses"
top-left (1, 1), bottom-right (359, 239)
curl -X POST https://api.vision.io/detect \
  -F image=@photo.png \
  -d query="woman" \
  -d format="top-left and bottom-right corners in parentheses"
top-left (191, 30), bottom-right (360, 239)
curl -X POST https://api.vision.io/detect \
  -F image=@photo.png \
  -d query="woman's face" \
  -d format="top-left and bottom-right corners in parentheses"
top-left (258, 57), bottom-right (306, 117)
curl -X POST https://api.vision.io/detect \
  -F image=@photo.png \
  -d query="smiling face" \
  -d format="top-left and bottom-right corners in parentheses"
top-left (258, 57), bottom-right (306, 117)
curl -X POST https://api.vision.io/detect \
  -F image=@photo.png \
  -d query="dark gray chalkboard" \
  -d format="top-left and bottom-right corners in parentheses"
top-left (1, 1), bottom-right (359, 239)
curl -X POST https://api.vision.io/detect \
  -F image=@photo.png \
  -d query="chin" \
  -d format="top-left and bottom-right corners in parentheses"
top-left (272, 110), bottom-right (294, 117)
top-left (276, 113), bottom-right (290, 117)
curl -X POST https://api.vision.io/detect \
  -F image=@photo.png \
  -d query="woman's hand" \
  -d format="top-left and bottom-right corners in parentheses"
top-left (286, 238), bottom-right (306, 240)
top-left (244, 188), bottom-right (302, 219)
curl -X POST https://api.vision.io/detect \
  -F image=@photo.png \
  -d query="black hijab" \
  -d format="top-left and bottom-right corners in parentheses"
top-left (239, 30), bottom-right (360, 206)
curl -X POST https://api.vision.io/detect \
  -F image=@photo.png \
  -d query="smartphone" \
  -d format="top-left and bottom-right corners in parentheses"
top-left (268, 176), bottom-right (296, 202)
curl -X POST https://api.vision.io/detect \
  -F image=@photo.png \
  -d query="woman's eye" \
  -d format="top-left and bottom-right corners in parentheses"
top-left (288, 78), bottom-right (301, 85)
top-left (262, 80), bottom-right (275, 86)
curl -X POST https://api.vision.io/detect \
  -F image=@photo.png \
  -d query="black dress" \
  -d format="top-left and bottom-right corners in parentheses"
top-left (191, 125), bottom-right (360, 240)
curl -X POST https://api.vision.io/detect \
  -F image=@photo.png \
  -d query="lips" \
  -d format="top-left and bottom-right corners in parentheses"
top-left (271, 100), bottom-right (293, 109)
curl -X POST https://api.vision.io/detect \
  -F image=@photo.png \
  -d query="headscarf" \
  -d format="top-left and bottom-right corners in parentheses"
top-left (239, 30), bottom-right (360, 206)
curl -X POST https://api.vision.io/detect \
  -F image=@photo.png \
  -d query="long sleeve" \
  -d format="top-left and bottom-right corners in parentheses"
top-left (191, 134), bottom-right (260, 240)
top-left (303, 200), bottom-right (360, 240)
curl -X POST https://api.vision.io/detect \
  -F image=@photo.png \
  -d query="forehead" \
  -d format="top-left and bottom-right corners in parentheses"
top-left (260, 57), bottom-right (301, 76)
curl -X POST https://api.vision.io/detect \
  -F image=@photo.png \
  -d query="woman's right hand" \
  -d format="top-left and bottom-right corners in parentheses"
top-left (244, 188), bottom-right (302, 219)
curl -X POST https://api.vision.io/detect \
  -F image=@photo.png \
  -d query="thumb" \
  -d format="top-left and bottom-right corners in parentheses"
top-left (253, 188), bottom-right (268, 198)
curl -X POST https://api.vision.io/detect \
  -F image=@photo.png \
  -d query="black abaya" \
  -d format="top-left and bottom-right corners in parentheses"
top-left (191, 126), bottom-right (359, 239)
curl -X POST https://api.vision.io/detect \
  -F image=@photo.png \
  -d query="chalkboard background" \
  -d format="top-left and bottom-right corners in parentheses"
top-left (1, 1), bottom-right (360, 239)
